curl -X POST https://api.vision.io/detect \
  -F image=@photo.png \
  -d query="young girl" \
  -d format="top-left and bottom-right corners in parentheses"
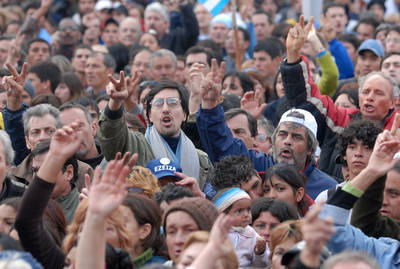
top-left (214, 187), bottom-right (269, 268)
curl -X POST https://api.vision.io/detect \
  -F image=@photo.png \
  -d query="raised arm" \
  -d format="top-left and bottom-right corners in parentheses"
top-left (98, 71), bottom-right (154, 166)
top-left (2, 63), bottom-right (30, 165)
top-left (15, 122), bottom-right (83, 269)
top-left (76, 154), bottom-right (136, 269)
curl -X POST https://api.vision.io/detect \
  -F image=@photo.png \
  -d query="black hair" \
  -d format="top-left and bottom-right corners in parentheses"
top-left (337, 33), bottom-right (361, 51)
top-left (145, 80), bottom-right (189, 123)
top-left (31, 94), bottom-right (62, 108)
top-left (31, 139), bottom-right (79, 186)
top-left (271, 23), bottom-right (291, 41)
top-left (238, 27), bottom-right (250, 42)
top-left (105, 243), bottom-right (133, 269)
top-left (108, 43), bottom-right (130, 72)
top-left (251, 197), bottom-right (298, 224)
top-left (74, 96), bottom-right (100, 116)
top-left (337, 119), bottom-right (382, 163)
top-left (26, 37), bottom-right (51, 54)
top-left (209, 155), bottom-right (256, 191)
top-left (253, 9), bottom-right (273, 25)
top-left (184, 46), bottom-right (213, 67)
top-left (332, 88), bottom-right (360, 108)
top-left (72, 44), bottom-right (92, 58)
top-left (27, 61), bottom-right (61, 93)
top-left (154, 183), bottom-right (194, 206)
top-left (222, 71), bottom-right (254, 95)
top-left (129, 45), bottom-right (151, 64)
top-left (254, 39), bottom-right (282, 59)
top-left (263, 163), bottom-right (306, 212)
top-left (355, 16), bottom-right (380, 32)
top-left (323, 2), bottom-right (346, 15)
top-left (224, 108), bottom-right (257, 137)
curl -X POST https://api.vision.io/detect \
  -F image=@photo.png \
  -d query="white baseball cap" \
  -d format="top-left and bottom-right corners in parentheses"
top-left (278, 109), bottom-right (318, 138)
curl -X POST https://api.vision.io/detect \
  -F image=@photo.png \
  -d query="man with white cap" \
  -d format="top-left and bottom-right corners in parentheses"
top-left (197, 87), bottom-right (337, 199)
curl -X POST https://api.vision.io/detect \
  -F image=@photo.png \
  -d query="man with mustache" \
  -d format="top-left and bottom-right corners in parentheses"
top-left (197, 101), bottom-right (337, 199)
top-left (99, 78), bottom-right (212, 191)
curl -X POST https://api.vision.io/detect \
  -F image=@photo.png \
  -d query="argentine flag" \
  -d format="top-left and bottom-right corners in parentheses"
top-left (197, 0), bottom-right (230, 17)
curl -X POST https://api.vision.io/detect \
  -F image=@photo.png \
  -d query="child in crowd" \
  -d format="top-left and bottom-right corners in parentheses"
top-left (213, 187), bottom-right (269, 268)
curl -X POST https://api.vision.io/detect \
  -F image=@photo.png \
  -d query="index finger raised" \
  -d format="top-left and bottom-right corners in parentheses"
top-left (391, 113), bottom-right (400, 136)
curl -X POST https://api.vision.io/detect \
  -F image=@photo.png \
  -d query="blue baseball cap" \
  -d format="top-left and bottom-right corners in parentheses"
top-left (358, 39), bottom-right (385, 57)
top-left (146, 157), bottom-right (182, 180)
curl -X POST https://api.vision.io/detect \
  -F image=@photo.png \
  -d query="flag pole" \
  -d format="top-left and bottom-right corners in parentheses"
top-left (231, 0), bottom-right (242, 71)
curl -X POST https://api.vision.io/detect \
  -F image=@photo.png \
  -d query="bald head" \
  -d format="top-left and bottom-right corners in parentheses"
top-left (119, 17), bottom-right (142, 47)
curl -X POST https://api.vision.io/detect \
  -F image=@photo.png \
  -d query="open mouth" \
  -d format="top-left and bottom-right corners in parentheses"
top-left (161, 116), bottom-right (172, 126)
top-left (280, 148), bottom-right (293, 159)
top-left (363, 104), bottom-right (375, 113)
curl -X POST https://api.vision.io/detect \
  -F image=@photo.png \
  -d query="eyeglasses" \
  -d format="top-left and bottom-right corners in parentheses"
top-left (59, 25), bottom-right (79, 32)
top-left (255, 134), bottom-right (270, 143)
top-left (386, 38), bottom-right (400, 44)
top-left (151, 97), bottom-right (181, 109)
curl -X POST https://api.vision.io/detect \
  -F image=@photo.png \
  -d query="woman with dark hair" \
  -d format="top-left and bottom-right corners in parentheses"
top-left (221, 71), bottom-right (254, 97)
top-left (251, 197), bottom-right (298, 244)
top-left (333, 88), bottom-right (359, 109)
top-left (121, 193), bottom-right (167, 267)
top-left (139, 30), bottom-right (161, 52)
top-left (108, 43), bottom-right (130, 72)
top-left (262, 163), bottom-right (310, 217)
top-left (0, 198), bottom-right (22, 236)
top-left (55, 72), bottom-right (86, 104)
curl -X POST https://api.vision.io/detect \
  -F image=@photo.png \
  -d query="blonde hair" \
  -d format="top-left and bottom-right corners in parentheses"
top-left (62, 199), bottom-right (132, 253)
top-left (126, 166), bottom-right (161, 198)
top-left (178, 231), bottom-right (238, 269)
top-left (269, 220), bottom-right (303, 260)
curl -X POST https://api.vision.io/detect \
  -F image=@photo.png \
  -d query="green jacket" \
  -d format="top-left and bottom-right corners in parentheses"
top-left (317, 50), bottom-right (339, 97)
top-left (98, 108), bottom-right (211, 190)
top-left (351, 176), bottom-right (400, 240)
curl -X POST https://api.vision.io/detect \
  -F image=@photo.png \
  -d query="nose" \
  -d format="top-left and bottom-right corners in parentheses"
top-left (283, 135), bottom-right (292, 146)
top-left (38, 130), bottom-right (49, 141)
top-left (267, 188), bottom-right (278, 199)
top-left (174, 230), bottom-right (186, 246)
top-left (382, 193), bottom-right (389, 207)
top-left (0, 221), bottom-right (6, 234)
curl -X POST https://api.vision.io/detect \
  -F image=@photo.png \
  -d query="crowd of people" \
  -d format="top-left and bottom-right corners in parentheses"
top-left (0, 0), bottom-right (399, 268)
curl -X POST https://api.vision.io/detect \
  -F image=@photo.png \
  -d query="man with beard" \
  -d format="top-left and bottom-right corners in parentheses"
top-left (59, 103), bottom-right (104, 168)
top-left (55, 18), bottom-right (82, 60)
top-left (197, 99), bottom-right (337, 199)
top-left (99, 79), bottom-right (212, 191)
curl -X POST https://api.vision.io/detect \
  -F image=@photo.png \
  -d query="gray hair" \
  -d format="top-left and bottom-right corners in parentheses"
top-left (359, 71), bottom-right (399, 97)
top-left (149, 49), bottom-right (177, 68)
top-left (322, 251), bottom-right (379, 269)
top-left (271, 121), bottom-right (319, 165)
top-left (144, 2), bottom-right (169, 22)
top-left (89, 51), bottom-right (116, 71)
top-left (0, 130), bottom-right (14, 165)
top-left (22, 104), bottom-right (62, 136)
top-left (257, 116), bottom-right (274, 137)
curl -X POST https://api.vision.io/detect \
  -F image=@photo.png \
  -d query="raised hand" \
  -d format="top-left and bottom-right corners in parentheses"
top-left (208, 214), bottom-right (234, 257)
top-left (107, 71), bottom-right (128, 110)
top-left (366, 114), bottom-right (400, 177)
top-left (254, 237), bottom-right (267, 255)
top-left (200, 59), bottom-right (225, 109)
top-left (6, 33), bottom-right (24, 66)
top-left (48, 121), bottom-right (84, 160)
top-left (4, 62), bottom-right (27, 110)
top-left (300, 203), bottom-right (335, 267)
top-left (240, 87), bottom-right (267, 119)
top-left (286, 15), bottom-right (314, 63)
top-left (125, 71), bottom-right (141, 111)
top-left (174, 171), bottom-right (205, 198)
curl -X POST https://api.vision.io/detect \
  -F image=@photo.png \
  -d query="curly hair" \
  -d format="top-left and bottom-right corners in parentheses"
top-left (208, 155), bottom-right (256, 191)
top-left (154, 183), bottom-right (194, 206)
top-left (337, 119), bottom-right (382, 163)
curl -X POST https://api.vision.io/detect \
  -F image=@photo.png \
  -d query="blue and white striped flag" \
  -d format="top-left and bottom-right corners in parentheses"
top-left (197, 0), bottom-right (230, 17)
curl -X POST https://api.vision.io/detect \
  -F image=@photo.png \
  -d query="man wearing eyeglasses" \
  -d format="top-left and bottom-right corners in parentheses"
top-left (56, 18), bottom-right (82, 60)
top-left (99, 79), bottom-right (211, 190)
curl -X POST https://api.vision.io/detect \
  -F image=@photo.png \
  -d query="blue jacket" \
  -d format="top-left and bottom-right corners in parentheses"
top-left (321, 204), bottom-right (400, 269)
top-left (3, 104), bottom-right (30, 165)
top-left (196, 105), bottom-right (337, 200)
top-left (329, 38), bottom-right (354, 79)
